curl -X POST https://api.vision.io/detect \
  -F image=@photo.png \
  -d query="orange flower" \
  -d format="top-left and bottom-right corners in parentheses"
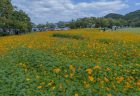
top-left (88, 76), bottom-right (94, 81)
top-left (116, 77), bottom-right (124, 83)
top-left (136, 80), bottom-right (140, 87)
top-left (27, 45), bottom-right (32, 48)
top-left (124, 82), bottom-right (133, 89)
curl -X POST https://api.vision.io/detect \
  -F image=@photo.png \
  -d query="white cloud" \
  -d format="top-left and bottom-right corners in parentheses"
top-left (12, 0), bottom-right (128, 24)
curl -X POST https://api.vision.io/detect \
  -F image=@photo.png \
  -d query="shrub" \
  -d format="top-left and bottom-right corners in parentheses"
top-left (52, 33), bottom-right (84, 40)
top-left (0, 32), bottom-right (9, 36)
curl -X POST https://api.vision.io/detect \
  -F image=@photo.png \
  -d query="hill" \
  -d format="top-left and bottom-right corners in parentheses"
top-left (104, 13), bottom-right (124, 19)
top-left (104, 10), bottom-right (140, 20)
top-left (125, 10), bottom-right (140, 20)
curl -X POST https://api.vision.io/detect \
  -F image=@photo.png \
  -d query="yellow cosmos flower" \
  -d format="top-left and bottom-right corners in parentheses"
top-left (88, 76), bottom-right (94, 81)
top-left (93, 65), bottom-right (101, 70)
top-left (107, 94), bottom-right (112, 96)
top-left (21, 63), bottom-right (27, 69)
top-left (116, 77), bottom-right (124, 83)
top-left (48, 80), bottom-right (54, 86)
top-left (86, 68), bottom-right (93, 75)
top-left (26, 78), bottom-right (30, 81)
top-left (41, 82), bottom-right (45, 85)
top-left (124, 82), bottom-right (133, 89)
top-left (104, 77), bottom-right (109, 82)
top-left (70, 73), bottom-right (74, 78)
top-left (75, 93), bottom-right (79, 96)
top-left (27, 45), bottom-right (32, 48)
top-left (106, 68), bottom-right (111, 71)
top-left (53, 68), bottom-right (61, 73)
top-left (126, 77), bottom-right (134, 82)
top-left (136, 80), bottom-right (140, 87)
top-left (37, 86), bottom-right (43, 89)
top-left (106, 87), bottom-right (110, 91)
top-left (64, 74), bottom-right (69, 78)
top-left (69, 64), bottom-right (75, 72)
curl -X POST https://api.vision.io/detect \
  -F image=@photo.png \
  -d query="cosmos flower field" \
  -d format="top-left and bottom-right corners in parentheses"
top-left (0, 29), bottom-right (140, 96)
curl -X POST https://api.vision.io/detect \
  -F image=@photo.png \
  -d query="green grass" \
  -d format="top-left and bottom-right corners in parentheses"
top-left (117, 28), bottom-right (140, 33)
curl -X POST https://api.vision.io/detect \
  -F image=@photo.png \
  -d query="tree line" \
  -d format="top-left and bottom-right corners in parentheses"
top-left (66, 17), bottom-right (127, 29)
top-left (0, 0), bottom-right (32, 35)
top-left (35, 10), bottom-right (140, 30)
top-left (67, 10), bottom-right (140, 29)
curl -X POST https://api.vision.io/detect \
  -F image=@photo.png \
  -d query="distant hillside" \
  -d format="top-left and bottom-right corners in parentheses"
top-left (105, 13), bottom-right (124, 19)
top-left (104, 10), bottom-right (140, 27)
top-left (105, 10), bottom-right (140, 20)
top-left (125, 10), bottom-right (140, 20)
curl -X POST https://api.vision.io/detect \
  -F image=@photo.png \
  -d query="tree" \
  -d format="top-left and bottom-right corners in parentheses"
top-left (0, 0), bottom-right (13, 18)
top-left (57, 21), bottom-right (66, 28)
top-left (11, 10), bottom-right (32, 32)
top-left (0, 0), bottom-right (32, 34)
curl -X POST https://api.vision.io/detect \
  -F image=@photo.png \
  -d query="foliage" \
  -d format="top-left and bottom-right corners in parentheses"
top-left (57, 21), bottom-right (66, 28)
top-left (0, 32), bottom-right (9, 36)
top-left (0, 29), bottom-right (140, 95)
top-left (52, 33), bottom-right (84, 40)
top-left (124, 10), bottom-right (140, 27)
top-left (0, 0), bottom-right (13, 18)
top-left (97, 38), bottom-right (113, 44)
top-left (125, 10), bottom-right (140, 20)
top-left (67, 17), bottom-right (127, 29)
top-left (0, 0), bottom-right (32, 34)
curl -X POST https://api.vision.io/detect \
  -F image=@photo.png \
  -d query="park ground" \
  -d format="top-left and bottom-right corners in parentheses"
top-left (0, 28), bottom-right (140, 96)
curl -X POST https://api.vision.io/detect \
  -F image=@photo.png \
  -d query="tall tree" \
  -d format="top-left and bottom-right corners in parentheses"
top-left (0, 0), bottom-right (13, 18)
top-left (0, 0), bottom-right (32, 34)
top-left (11, 10), bottom-right (32, 32)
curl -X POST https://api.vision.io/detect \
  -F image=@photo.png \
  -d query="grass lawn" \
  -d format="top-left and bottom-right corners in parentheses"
top-left (117, 28), bottom-right (140, 34)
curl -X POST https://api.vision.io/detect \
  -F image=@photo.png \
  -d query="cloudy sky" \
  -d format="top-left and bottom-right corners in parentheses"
top-left (11, 0), bottom-right (140, 24)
